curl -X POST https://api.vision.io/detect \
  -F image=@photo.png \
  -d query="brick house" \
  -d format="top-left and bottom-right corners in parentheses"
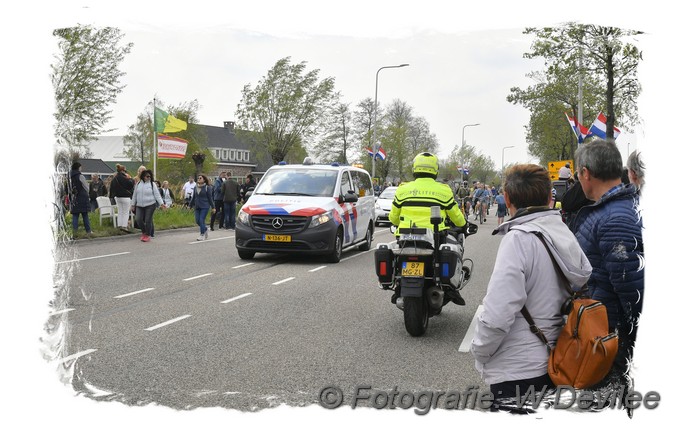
top-left (200, 121), bottom-right (272, 183)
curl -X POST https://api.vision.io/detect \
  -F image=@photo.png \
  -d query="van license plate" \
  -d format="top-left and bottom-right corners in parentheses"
top-left (401, 262), bottom-right (424, 277)
top-left (264, 234), bottom-right (291, 242)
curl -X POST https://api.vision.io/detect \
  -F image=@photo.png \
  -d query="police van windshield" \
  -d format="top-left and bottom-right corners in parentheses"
top-left (255, 169), bottom-right (339, 197)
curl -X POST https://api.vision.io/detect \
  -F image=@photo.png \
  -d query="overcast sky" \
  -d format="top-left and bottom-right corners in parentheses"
top-left (97, 7), bottom-right (642, 170)
top-left (4, 1), bottom-right (678, 426)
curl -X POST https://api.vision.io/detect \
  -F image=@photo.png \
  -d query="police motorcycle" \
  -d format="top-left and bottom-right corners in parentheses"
top-left (374, 206), bottom-right (478, 336)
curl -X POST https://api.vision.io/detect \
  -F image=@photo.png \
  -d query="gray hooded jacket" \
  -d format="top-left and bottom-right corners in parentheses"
top-left (470, 209), bottom-right (592, 385)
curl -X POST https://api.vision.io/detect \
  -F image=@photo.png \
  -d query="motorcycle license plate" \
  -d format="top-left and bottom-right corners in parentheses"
top-left (401, 261), bottom-right (424, 277)
top-left (263, 234), bottom-right (291, 242)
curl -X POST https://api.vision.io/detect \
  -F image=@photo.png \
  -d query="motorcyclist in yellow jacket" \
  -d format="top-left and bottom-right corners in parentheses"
top-left (389, 152), bottom-right (468, 305)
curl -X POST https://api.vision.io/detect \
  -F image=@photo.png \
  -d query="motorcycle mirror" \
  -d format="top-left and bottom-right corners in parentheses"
top-left (466, 223), bottom-right (478, 235)
top-left (389, 225), bottom-right (397, 234)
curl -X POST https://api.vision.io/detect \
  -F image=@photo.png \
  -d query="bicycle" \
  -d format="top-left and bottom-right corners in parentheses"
top-left (479, 200), bottom-right (487, 224)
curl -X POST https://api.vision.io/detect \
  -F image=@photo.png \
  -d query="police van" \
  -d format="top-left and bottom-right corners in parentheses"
top-left (235, 159), bottom-right (375, 262)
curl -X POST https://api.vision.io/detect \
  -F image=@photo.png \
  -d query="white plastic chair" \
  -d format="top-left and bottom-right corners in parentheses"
top-left (97, 196), bottom-right (117, 227)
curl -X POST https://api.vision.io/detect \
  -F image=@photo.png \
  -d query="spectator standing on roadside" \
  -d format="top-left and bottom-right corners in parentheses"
top-left (222, 171), bottom-right (240, 230)
top-left (88, 173), bottom-right (107, 212)
top-left (109, 164), bottom-right (135, 232)
top-left (240, 174), bottom-right (256, 203)
top-left (471, 164), bottom-right (591, 410)
top-left (627, 150), bottom-right (645, 193)
top-left (572, 140), bottom-right (644, 383)
top-left (134, 165), bottom-right (147, 184)
top-left (189, 174), bottom-right (215, 241)
top-left (210, 171), bottom-right (227, 230)
top-left (131, 169), bottom-right (166, 242)
top-left (181, 176), bottom-right (196, 208)
top-left (69, 162), bottom-right (92, 236)
top-left (159, 181), bottom-right (175, 208)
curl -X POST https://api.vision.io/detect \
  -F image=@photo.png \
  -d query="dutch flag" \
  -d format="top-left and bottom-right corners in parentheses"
top-left (565, 112), bottom-right (592, 144)
top-left (588, 112), bottom-right (621, 140)
top-left (366, 147), bottom-right (387, 160)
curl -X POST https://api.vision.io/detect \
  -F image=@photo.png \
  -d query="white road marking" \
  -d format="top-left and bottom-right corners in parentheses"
top-left (183, 273), bottom-right (213, 281)
top-left (272, 277), bottom-right (295, 285)
top-left (339, 248), bottom-right (376, 262)
top-left (49, 308), bottom-right (75, 316)
top-left (458, 305), bottom-right (484, 352)
top-left (374, 228), bottom-right (393, 235)
top-left (189, 236), bottom-right (234, 245)
top-left (232, 263), bottom-right (254, 269)
top-left (114, 288), bottom-right (155, 299)
top-left (221, 293), bottom-right (253, 304)
top-left (56, 252), bottom-right (130, 264)
top-left (56, 348), bottom-right (97, 364)
top-left (308, 266), bottom-right (327, 272)
top-left (144, 315), bottom-right (192, 331)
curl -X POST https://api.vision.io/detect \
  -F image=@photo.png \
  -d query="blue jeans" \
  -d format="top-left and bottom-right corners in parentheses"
top-left (135, 204), bottom-right (156, 236)
top-left (72, 212), bottom-right (91, 233)
top-left (194, 207), bottom-right (209, 234)
top-left (223, 201), bottom-right (236, 229)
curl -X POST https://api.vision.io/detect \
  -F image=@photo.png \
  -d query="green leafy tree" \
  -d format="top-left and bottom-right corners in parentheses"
top-left (312, 100), bottom-right (357, 164)
top-left (352, 97), bottom-right (378, 159)
top-left (444, 144), bottom-right (495, 184)
top-left (51, 25), bottom-right (133, 157)
top-left (236, 57), bottom-right (336, 163)
top-left (524, 23), bottom-right (643, 139)
top-left (375, 100), bottom-right (439, 182)
top-left (508, 67), bottom-right (602, 162)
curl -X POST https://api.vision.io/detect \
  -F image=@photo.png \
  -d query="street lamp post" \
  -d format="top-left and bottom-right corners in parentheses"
top-left (460, 123), bottom-right (480, 181)
top-left (371, 63), bottom-right (409, 182)
top-left (461, 123), bottom-right (480, 148)
top-left (501, 145), bottom-right (515, 182)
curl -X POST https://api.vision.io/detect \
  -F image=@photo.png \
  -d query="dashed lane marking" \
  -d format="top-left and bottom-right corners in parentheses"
top-left (114, 288), bottom-right (155, 299)
top-left (56, 252), bottom-right (130, 264)
top-left (232, 263), bottom-right (254, 269)
top-left (272, 277), bottom-right (295, 285)
top-left (144, 315), bottom-right (192, 331)
top-left (221, 293), bottom-right (253, 304)
top-left (339, 248), bottom-right (377, 262)
top-left (308, 266), bottom-right (327, 272)
top-left (183, 273), bottom-right (213, 281)
top-left (189, 236), bottom-right (234, 245)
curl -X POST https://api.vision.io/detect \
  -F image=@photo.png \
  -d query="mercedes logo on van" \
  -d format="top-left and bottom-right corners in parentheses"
top-left (272, 217), bottom-right (284, 229)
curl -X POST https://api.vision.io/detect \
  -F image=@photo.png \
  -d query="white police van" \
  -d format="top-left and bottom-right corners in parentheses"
top-left (235, 159), bottom-right (375, 262)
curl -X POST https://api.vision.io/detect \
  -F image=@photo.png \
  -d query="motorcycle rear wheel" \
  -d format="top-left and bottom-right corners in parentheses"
top-left (404, 296), bottom-right (429, 336)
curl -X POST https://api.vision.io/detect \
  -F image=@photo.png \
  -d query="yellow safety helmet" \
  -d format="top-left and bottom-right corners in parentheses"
top-left (412, 152), bottom-right (439, 177)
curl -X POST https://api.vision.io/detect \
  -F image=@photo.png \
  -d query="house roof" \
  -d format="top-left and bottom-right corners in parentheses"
top-left (78, 158), bottom-right (115, 175)
top-left (199, 124), bottom-right (251, 150)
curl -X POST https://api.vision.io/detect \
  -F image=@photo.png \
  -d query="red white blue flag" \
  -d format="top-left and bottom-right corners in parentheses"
top-left (588, 112), bottom-right (621, 140)
top-left (366, 147), bottom-right (387, 160)
top-left (565, 113), bottom-right (591, 144)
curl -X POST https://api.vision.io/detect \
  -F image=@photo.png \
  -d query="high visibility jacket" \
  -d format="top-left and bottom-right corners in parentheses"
top-left (389, 177), bottom-right (466, 232)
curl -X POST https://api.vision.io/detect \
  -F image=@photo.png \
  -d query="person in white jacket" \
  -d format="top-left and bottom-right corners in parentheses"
top-left (131, 169), bottom-right (166, 242)
top-left (470, 164), bottom-right (592, 409)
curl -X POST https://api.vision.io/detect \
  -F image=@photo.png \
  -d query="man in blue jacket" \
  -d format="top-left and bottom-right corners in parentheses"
top-left (572, 139), bottom-right (644, 381)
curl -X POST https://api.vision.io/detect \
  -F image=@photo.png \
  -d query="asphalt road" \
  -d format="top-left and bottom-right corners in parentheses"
top-left (50, 209), bottom-right (504, 412)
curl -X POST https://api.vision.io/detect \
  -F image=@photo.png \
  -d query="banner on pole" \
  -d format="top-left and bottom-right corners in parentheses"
top-left (157, 134), bottom-right (189, 159)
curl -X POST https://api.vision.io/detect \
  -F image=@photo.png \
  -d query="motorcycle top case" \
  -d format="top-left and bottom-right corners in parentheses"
top-left (375, 244), bottom-right (394, 284)
top-left (438, 243), bottom-right (462, 285)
